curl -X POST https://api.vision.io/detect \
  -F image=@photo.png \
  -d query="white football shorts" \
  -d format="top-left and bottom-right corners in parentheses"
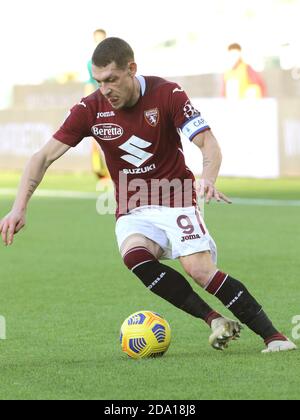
top-left (115, 206), bottom-right (217, 262)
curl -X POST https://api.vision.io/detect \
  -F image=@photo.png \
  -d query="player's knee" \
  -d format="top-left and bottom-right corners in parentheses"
top-left (181, 253), bottom-right (217, 287)
top-left (121, 235), bottom-right (163, 261)
top-left (188, 267), bottom-right (215, 287)
top-left (123, 247), bottom-right (157, 272)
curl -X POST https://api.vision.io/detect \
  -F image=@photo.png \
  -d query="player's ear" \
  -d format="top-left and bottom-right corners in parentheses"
top-left (128, 62), bottom-right (137, 77)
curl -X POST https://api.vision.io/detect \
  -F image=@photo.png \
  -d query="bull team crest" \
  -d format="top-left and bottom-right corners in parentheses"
top-left (144, 108), bottom-right (160, 127)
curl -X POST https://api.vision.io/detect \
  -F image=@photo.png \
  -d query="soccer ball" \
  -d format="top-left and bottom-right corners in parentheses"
top-left (120, 311), bottom-right (171, 359)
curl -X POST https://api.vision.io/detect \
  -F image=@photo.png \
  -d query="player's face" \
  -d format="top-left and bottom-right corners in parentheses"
top-left (92, 62), bottom-right (139, 110)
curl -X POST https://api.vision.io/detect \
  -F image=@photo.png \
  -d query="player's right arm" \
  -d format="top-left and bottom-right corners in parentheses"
top-left (0, 138), bottom-right (71, 246)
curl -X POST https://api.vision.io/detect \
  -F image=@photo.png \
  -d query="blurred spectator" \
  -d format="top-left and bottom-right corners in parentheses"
top-left (86, 28), bottom-right (110, 180)
top-left (222, 43), bottom-right (267, 99)
top-left (86, 29), bottom-right (107, 95)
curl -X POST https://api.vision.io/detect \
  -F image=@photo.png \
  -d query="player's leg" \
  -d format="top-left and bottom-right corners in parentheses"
top-left (120, 233), bottom-right (164, 260)
top-left (150, 206), bottom-right (242, 350)
top-left (180, 251), bottom-right (297, 353)
top-left (121, 233), bottom-right (222, 326)
top-left (177, 251), bottom-right (242, 350)
top-left (154, 205), bottom-right (295, 352)
top-left (121, 233), bottom-right (216, 320)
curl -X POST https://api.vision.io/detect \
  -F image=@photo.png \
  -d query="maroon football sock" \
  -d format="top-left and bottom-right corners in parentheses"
top-left (205, 271), bottom-right (281, 341)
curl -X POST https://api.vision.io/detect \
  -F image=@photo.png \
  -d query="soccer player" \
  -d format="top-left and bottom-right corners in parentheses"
top-left (0, 38), bottom-right (296, 353)
top-left (86, 29), bottom-right (107, 95)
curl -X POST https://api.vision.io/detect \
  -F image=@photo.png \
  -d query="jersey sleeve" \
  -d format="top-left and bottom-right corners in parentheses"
top-left (53, 101), bottom-right (91, 147)
top-left (169, 84), bottom-right (210, 141)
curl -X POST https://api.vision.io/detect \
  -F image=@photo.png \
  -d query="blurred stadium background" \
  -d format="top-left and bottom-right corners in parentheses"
top-left (0, 0), bottom-right (300, 177)
top-left (1, 0), bottom-right (300, 401)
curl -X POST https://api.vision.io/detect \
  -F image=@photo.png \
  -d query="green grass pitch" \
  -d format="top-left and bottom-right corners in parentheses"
top-left (0, 173), bottom-right (300, 400)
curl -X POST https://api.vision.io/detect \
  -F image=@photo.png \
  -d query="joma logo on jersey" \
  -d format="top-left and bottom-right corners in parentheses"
top-left (92, 123), bottom-right (123, 141)
top-left (97, 111), bottom-right (116, 118)
top-left (181, 234), bottom-right (201, 243)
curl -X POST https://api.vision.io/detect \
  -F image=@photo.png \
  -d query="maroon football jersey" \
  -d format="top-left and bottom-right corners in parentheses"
top-left (54, 76), bottom-right (210, 218)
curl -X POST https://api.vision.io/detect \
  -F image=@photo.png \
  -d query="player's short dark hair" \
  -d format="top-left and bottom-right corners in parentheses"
top-left (228, 43), bottom-right (242, 52)
top-left (92, 37), bottom-right (135, 69)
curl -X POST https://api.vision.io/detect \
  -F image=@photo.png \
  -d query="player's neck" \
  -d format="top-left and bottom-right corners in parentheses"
top-left (126, 77), bottom-right (141, 108)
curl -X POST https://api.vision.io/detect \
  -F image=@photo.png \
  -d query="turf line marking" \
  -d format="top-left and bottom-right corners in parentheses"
top-left (232, 197), bottom-right (300, 207)
top-left (0, 188), bottom-right (98, 200)
top-left (1, 188), bottom-right (300, 206)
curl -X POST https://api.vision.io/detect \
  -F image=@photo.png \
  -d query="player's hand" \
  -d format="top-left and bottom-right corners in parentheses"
top-left (0, 210), bottom-right (26, 246)
top-left (197, 179), bottom-right (232, 204)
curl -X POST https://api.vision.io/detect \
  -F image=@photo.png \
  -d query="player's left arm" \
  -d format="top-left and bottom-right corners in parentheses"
top-left (193, 130), bottom-right (232, 204)
top-left (168, 83), bottom-right (231, 204)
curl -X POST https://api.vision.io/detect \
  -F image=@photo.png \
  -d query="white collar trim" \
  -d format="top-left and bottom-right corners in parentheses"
top-left (136, 75), bottom-right (146, 96)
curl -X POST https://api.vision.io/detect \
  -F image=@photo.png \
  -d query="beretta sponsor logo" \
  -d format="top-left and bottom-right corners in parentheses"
top-left (92, 124), bottom-right (124, 141)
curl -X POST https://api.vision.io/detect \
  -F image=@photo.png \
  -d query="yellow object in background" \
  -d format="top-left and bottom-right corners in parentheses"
top-left (223, 44), bottom-right (267, 100)
top-left (92, 140), bottom-right (110, 179)
top-left (224, 61), bottom-right (265, 99)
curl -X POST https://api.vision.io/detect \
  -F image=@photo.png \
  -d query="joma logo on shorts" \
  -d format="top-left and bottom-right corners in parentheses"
top-left (181, 234), bottom-right (201, 243)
